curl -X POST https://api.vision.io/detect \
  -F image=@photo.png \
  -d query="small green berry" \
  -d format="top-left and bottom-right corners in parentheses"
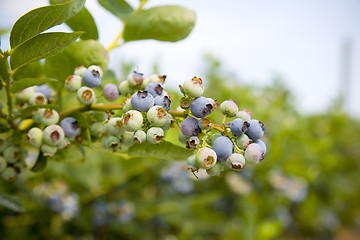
top-left (41, 144), bottom-right (57, 157)
top-left (0, 156), bottom-right (7, 172)
top-left (27, 127), bottom-right (44, 148)
top-left (206, 162), bottom-right (222, 176)
top-left (65, 75), bottom-right (82, 92)
top-left (74, 65), bottom-right (87, 76)
top-left (134, 130), bottom-right (146, 143)
top-left (121, 131), bottom-right (135, 147)
top-left (220, 100), bottom-right (238, 117)
top-left (127, 71), bottom-right (144, 87)
top-left (29, 92), bottom-right (48, 105)
top-left (103, 135), bottom-right (120, 151)
top-left (146, 127), bottom-right (164, 144)
top-left (36, 108), bottom-right (60, 125)
top-left (3, 146), bottom-right (21, 164)
top-left (15, 86), bottom-right (36, 103)
top-left (107, 117), bottom-right (124, 136)
top-left (183, 76), bottom-right (204, 97)
top-left (235, 134), bottom-right (252, 150)
top-left (195, 147), bottom-right (217, 169)
top-left (1, 167), bottom-right (16, 182)
top-left (77, 86), bottom-right (96, 105)
top-left (43, 125), bottom-right (65, 146)
top-left (123, 110), bottom-right (143, 132)
top-left (226, 153), bottom-right (246, 171)
top-left (118, 81), bottom-right (131, 96)
top-left (147, 106), bottom-right (167, 127)
top-left (187, 155), bottom-right (198, 172)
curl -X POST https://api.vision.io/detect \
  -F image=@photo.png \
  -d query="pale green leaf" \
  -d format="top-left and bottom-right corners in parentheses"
top-left (98, 0), bottom-right (133, 21)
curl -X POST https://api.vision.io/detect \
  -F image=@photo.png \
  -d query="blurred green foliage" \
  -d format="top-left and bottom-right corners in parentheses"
top-left (1, 54), bottom-right (360, 240)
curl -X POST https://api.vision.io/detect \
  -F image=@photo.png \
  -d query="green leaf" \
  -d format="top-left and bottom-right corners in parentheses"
top-left (10, 31), bottom-right (83, 72)
top-left (11, 61), bottom-right (42, 81)
top-left (10, 78), bottom-right (58, 93)
top-left (31, 151), bottom-right (47, 172)
top-left (50, 0), bottom-right (98, 40)
top-left (0, 54), bottom-right (10, 84)
top-left (123, 5), bottom-right (196, 42)
top-left (45, 40), bottom-right (108, 81)
top-left (0, 194), bottom-right (24, 212)
top-left (0, 123), bottom-right (10, 133)
top-left (9, 0), bottom-right (85, 48)
top-left (127, 141), bottom-right (193, 161)
top-left (98, 0), bottom-right (133, 21)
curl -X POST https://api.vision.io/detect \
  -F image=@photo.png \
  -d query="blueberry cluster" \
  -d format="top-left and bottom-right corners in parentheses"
top-left (178, 77), bottom-right (267, 176)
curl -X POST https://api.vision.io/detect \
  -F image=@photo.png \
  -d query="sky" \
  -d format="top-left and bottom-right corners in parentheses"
top-left (1, 0), bottom-right (360, 117)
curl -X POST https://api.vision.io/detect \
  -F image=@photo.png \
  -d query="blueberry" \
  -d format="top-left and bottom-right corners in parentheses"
top-left (15, 86), bottom-right (35, 103)
top-left (220, 100), bottom-right (238, 117)
top-left (230, 118), bottom-right (249, 136)
top-left (82, 68), bottom-right (101, 88)
top-left (3, 146), bottom-right (21, 164)
top-left (235, 134), bottom-right (252, 150)
top-left (147, 106), bottom-right (168, 127)
top-left (74, 65), bottom-right (87, 76)
top-left (190, 96), bottom-right (213, 118)
top-left (43, 125), bottom-right (65, 146)
top-left (121, 131), bottom-right (135, 147)
top-left (131, 91), bottom-right (154, 112)
top-left (254, 139), bottom-right (266, 158)
top-left (36, 108), bottom-right (60, 125)
top-left (226, 153), bottom-right (245, 171)
top-left (146, 127), bottom-right (164, 144)
top-left (206, 162), bottom-right (222, 176)
top-left (29, 92), bottom-right (48, 105)
top-left (27, 127), bottom-right (44, 148)
top-left (178, 132), bottom-right (189, 145)
top-left (1, 167), bottom-right (16, 182)
top-left (77, 87), bottom-right (96, 105)
top-left (180, 117), bottom-right (201, 137)
top-left (134, 130), bottom-right (146, 143)
top-left (154, 95), bottom-right (171, 111)
top-left (183, 76), bottom-right (204, 97)
top-left (161, 113), bottom-right (175, 131)
top-left (187, 155), bottom-right (198, 172)
top-left (88, 65), bottom-right (103, 78)
top-left (122, 110), bottom-right (143, 132)
top-left (103, 135), bottom-right (120, 151)
top-left (236, 109), bottom-right (251, 122)
top-left (212, 136), bottom-right (234, 162)
top-left (145, 82), bottom-right (163, 97)
top-left (60, 117), bottom-right (80, 137)
top-left (57, 137), bottom-right (71, 150)
top-left (207, 133), bottom-right (222, 146)
top-left (23, 147), bottom-right (40, 169)
top-left (195, 147), bottom-right (217, 169)
top-left (246, 119), bottom-right (264, 141)
top-left (186, 136), bottom-right (200, 149)
top-left (65, 75), bottom-right (82, 92)
top-left (90, 122), bottom-right (104, 138)
top-left (41, 144), bottom-right (57, 157)
top-left (122, 98), bottom-right (133, 113)
top-left (107, 117), bottom-right (124, 136)
top-left (198, 118), bottom-right (211, 130)
top-left (244, 143), bottom-right (263, 165)
top-left (103, 83), bottom-right (119, 102)
top-left (118, 81), bottom-right (131, 96)
top-left (127, 71), bottom-right (144, 87)
top-left (36, 84), bottom-right (52, 99)
top-left (0, 156), bottom-right (7, 172)
top-left (149, 74), bottom-right (166, 84)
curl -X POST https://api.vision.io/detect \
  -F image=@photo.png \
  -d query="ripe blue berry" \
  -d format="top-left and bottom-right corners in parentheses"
top-left (183, 76), bottom-right (204, 97)
top-left (220, 100), bottom-right (238, 117)
top-left (122, 110), bottom-right (143, 132)
top-left (154, 96), bottom-right (171, 111)
top-left (77, 87), bottom-right (96, 105)
top-left (212, 136), bottom-right (234, 162)
top-left (134, 130), bottom-right (146, 143)
top-left (226, 153), bottom-right (245, 171)
top-left (190, 96), bottom-right (213, 118)
top-left (127, 71), bottom-right (144, 87)
top-left (43, 125), bottom-right (65, 146)
top-left (36, 84), bottom-right (52, 99)
top-left (146, 127), bottom-right (164, 144)
top-left (65, 75), bottom-right (82, 92)
top-left (236, 109), bottom-right (251, 122)
top-left (145, 82), bottom-right (163, 97)
top-left (60, 117), bottom-right (80, 137)
top-left (186, 136), bottom-right (200, 149)
top-left (230, 118), bottom-right (249, 136)
top-left (244, 143), bottom-right (263, 165)
top-left (107, 117), bottom-right (124, 136)
top-left (147, 106), bottom-right (168, 127)
top-left (180, 117), bottom-right (201, 137)
top-left (195, 147), bottom-right (217, 169)
top-left (88, 65), bottom-right (103, 78)
top-left (82, 68), bottom-right (101, 88)
top-left (27, 127), bottom-right (44, 148)
top-left (103, 83), bottom-right (119, 102)
top-left (131, 91), bottom-right (154, 112)
top-left (246, 119), bottom-right (265, 141)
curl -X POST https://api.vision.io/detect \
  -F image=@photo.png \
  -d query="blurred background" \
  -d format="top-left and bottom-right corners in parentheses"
top-left (1, 0), bottom-right (360, 239)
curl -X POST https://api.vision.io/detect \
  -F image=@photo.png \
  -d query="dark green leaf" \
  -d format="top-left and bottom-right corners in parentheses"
top-left (10, 78), bottom-right (58, 93)
top-left (31, 151), bottom-right (47, 172)
top-left (10, 32), bottom-right (83, 72)
top-left (0, 123), bottom-right (10, 133)
top-left (11, 61), bottom-right (42, 81)
top-left (123, 5), bottom-right (196, 42)
top-left (9, 0), bottom-right (85, 48)
top-left (17, 104), bottom-right (58, 119)
top-left (98, 0), bottom-right (133, 21)
top-left (0, 194), bottom-right (24, 212)
top-left (45, 40), bottom-right (108, 81)
top-left (50, 1), bottom-right (98, 40)
top-left (127, 141), bottom-right (193, 161)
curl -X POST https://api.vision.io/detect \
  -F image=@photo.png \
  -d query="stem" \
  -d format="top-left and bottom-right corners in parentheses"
top-left (0, 52), bottom-right (12, 115)
top-left (211, 124), bottom-right (225, 133)
top-left (59, 103), bottom-right (124, 118)
top-left (138, 0), bottom-right (147, 11)
top-left (106, 31), bottom-right (124, 52)
top-left (168, 110), bottom-right (187, 118)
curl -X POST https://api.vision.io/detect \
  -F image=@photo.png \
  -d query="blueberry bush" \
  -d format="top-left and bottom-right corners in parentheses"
top-left (1, 0), bottom-right (360, 239)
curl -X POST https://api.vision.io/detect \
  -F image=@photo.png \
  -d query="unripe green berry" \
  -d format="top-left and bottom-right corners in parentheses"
top-left (43, 125), bottom-right (65, 146)
top-left (149, 74), bottom-right (166, 84)
top-left (57, 137), bottom-right (71, 150)
top-left (123, 110), bottom-right (143, 132)
top-left (118, 81), bottom-right (131, 96)
top-left (41, 144), bottom-right (57, 157)
top-left (15, 86), bottom-right (36, 103)
top-left (77, 87), bottom-right (96, 105)
top-left (107, 117), bottom-right (125, 136)
top-left (74, 65), bottom-right (87, 76)
top-left (90, 122), bottom-right (104, 138)
top-left (27, 127), bottom-right (44, 148)
top-left (235, 134), bottom-right (252, 150)
top-left (220, 100), bottom-right (238, 117)
top-left (207, 133), bottom-right (222, 146)
top-left (206, 162), bottom-right (222, 176)
top-left (195, 147), bottom-right (217, 169)
top-left (103, 135), bottom-right (120, 151)
top-left (161, 113), bottom-right (175, 131)
top-left (147, 106), bottom-right (167, 127)
top-left (178, 132), bottom-right (189, 145)
top-left (122, 98), bottom-right (133, 112)
top-left (140, 77), bottom-right (150, 89)
top-left (2, 167), bottom-right (16, 182)
top-left (0, 138), bottom-right (8, 153)
top-left (65, 75), bottom-right (82, 92)
top-left (134, 130), bottom-right (146, 143)
top-left (187, 155), bottom-right (198, 172)
top-left (146, 127), bottom-right (164, 144)
top-left (226, 153), bottom-right (246, 171)
top-left (37, 108), bottom-right (60, 125)
top-left (4, 146), bottom-right (21, 164)
top-left (23, 146), bottom-right (40, 169)
top-left (29, 92), bottom-right (48, 105)
top-left (121, 131), bottom-right (135, 147)
top-left (183, 76), bottom-right (204, 97)
top-left (0, 156), bottom-right (7, 172)
top-left (236, 109), bottom-right (251, 122)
